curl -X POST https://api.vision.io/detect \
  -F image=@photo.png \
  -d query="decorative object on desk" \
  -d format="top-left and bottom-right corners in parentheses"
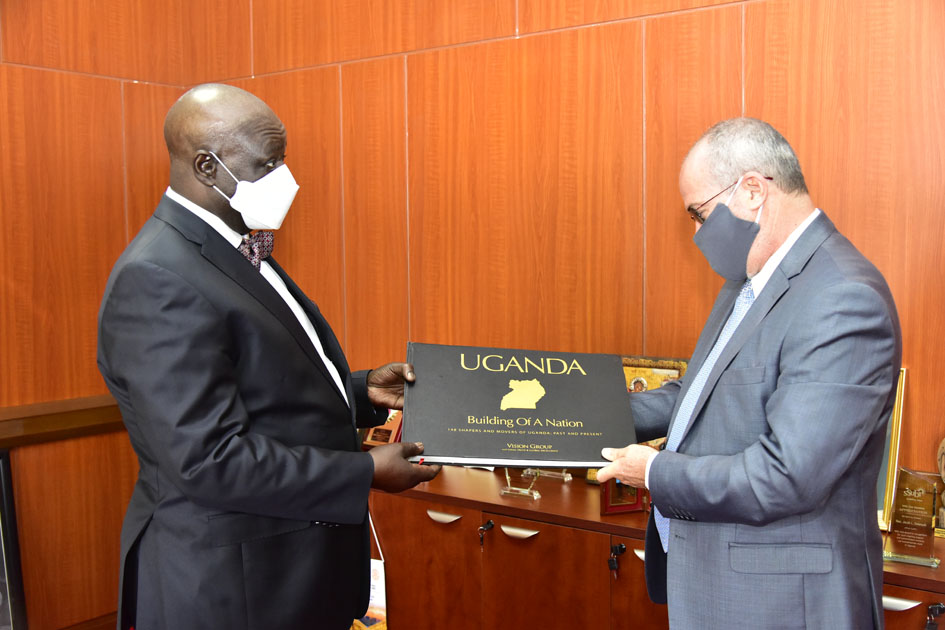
top-left (501, 467), bottom-right (541, 500)
top-left (402, 342), bottom-right (636, 467)
top-left (522, 468), bottom-right (572, 482)
top-left (621, 356), bottom-right (688, 392)
top-left (362, 410), bottom-right (403, 451)
top-left (883, 467), bottom-right (941, 567)
top-left (878, 368), bottom-right (906, 531)
top-left (0, 451), bottom-right (26, 629)
top-left (601, 478), bottom-right (646, 515)
top-left (585, 468), bottom-right (601, 485)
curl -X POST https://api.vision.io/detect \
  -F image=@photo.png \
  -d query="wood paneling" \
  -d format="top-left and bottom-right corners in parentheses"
top-left (0, 0), bottom-right (251, 84)
top-left (407, 23), bottom-right (644, 354)
top-left (519, 0), bottom-right (734, 34)
top-left (228, 70), bottom-right (347, 343)
top-left (12, 431), bottom-right (138, 629)
top-left (252, 0), bottom-right (515, 75)
top-left (643, 6), bottom-right (741, 358)
top-left (745, 0), bottom-right (945, 472)
top-left (341, 58), bottom-right (409, 370)
top-left (123, 82), bottom-right (186, 235)
top-left (0, 65), bottom-right (124, 407)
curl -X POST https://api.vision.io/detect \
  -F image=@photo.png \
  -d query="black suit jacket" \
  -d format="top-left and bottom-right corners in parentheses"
top-left (97, 196), bottom-right (386, 630)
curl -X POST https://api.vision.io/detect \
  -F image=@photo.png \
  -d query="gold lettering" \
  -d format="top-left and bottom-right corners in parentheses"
top-left (506, 356), bottom-right (524, 373)
top-left (460, 353), bottom-right (480, 371)
top-left (482, 354), bottom-right (503, 371)
top-left (524, 357), bottom-right (545, 374)
top-left (568, 359), bottom-right (587, 375)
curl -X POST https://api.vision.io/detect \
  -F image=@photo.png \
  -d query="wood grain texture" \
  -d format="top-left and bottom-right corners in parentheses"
top-left (643, 6), bottom-right (741, 358)
top-left (745, 0), bottom-right (945, 472)
top-left (12, 431), bottom-right (138, 629)
top-left (0, 65), bottom-right (124, 406)
top-left (610, 536), bottom-right (670, 629)
top-left (341, 58), bottom-right (409, 370)
top-left (519, 0), bottom-right (735, 34)
top-left (369, 492), bottom-right (481, 629)
top-left (228, 70), bottom-right (348, 345)
top-left (407, 22), bottom-right (644, 354)
top-left (0, 0), bottom-right (250, 84)
top-left (252, 0), bottom-right (516, 75)
top-left (481, 513), bottom-right (610, 628)
top-left (123, 82), bottom-right (186, 235)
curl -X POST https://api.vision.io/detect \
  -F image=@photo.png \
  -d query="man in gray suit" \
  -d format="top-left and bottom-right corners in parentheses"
top-left (599, 118), bottom-right (901, 628)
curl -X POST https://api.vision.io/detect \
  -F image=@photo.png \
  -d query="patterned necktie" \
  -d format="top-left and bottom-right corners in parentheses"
top-left (238, 231), bottom-right (274, 271)
top-left (654, 280), bottom-right (756, 552)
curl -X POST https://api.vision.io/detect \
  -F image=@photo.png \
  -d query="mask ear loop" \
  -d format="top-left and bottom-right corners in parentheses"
top-left (208, 151), bottom-right (239, 201)
top-left (724, 175), bottom-right (744, 207)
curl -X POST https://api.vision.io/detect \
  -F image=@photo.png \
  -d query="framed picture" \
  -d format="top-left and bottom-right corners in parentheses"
top-left (601, 478), bottom-right (646, 515)
top-left (0, 450), bottom-right (26, 629)
top-left (878, 368), bottom-right (906, 532)
top-left (361, 410), bottom-right (403, 451)
top-left (622, 356), bottom-right (688, 393)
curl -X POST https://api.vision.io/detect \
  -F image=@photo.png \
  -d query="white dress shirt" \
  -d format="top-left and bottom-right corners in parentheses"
top-left (165, 187), bottom-right (349, 406)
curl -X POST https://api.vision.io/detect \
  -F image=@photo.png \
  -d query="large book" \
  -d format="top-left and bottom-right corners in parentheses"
top-left (402, 342), bottom-right (636, 467)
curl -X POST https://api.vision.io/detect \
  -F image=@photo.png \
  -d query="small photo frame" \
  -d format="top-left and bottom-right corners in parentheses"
top-left (361, 410), bottom-right (403, 451)
top-left (622, 356), bottom-right (688, 393)
top-left (601, 479), bottom-right (646, 515)
top-left (878, 368), bottom-right (906, 531)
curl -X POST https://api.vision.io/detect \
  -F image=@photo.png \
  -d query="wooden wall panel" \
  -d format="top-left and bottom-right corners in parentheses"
top-left (407, 23), bottom-right (644, 354)
top-left (0, 0), bottom-right (251, 85)
top-left (123, 83), bottom-right (186, 236)
top-left (252, 0), bottom-right (515, 75)
top-left (745, 0), bottom-right (945, 472)
top-left (0, 65), bottom-right (123, 406)
top-left (12, 431), bottom-right (138, 629)
top-left (228, 70), bottom-right (347, 344)
top-left (643, 7), bottom-right (741, 358)
top-left (341, 58), bottom-right (409, 370)
top-left (519, 0), bottom-right (734, 34)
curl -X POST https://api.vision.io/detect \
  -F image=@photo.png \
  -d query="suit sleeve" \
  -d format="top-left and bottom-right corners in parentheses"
top-left (99, 261), bottom-right (374, 525)
top-left (350, 370), bottom-right (388, 429)
top-left (628, 379), bottom-right (681, 443)
top-left (648, 280), bottom-right (898, 526)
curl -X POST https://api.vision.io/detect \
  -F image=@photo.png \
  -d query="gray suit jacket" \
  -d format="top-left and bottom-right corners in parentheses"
top-left (97, 196), bottom-right (387, 630)
top-left (631, 212), bottom-right (901, 629)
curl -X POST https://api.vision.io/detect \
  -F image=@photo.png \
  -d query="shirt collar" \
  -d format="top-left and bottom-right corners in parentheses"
top-left (749, 209), bottom-right (821, 296)
top-left (165, 187), bottom-right (244, 248)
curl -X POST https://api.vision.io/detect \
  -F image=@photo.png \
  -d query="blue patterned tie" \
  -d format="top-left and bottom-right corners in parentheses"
top-left (654, 280), bottom-right (755, 552)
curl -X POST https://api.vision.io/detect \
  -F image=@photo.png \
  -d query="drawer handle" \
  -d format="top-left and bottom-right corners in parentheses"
top-left (633, 549), bottom-right (645, 562)
top-left (882, 595), bottom-right (921, 612)
top-left (426, 509), bottom-right (461, 524)
top-left (500, 524), bottom-right (540, 539)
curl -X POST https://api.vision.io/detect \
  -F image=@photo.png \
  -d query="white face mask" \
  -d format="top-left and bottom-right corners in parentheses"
top-left (210, 151), bottom-right (300, 231)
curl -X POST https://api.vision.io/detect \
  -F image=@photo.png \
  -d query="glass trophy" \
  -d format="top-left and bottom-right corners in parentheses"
top-left (522, 468), bottom-right (572, 482)
top-left (501, 467), bottom-right (541, 500)
top-left (883, 467), bottom-right (941, 567)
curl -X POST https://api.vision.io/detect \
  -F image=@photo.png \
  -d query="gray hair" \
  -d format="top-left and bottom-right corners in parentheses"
top-left (693, 117), bottom-right (808, 195)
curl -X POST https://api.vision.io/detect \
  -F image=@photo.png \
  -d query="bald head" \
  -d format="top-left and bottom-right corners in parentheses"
top-left (163, 84), bottom-right (288, 232)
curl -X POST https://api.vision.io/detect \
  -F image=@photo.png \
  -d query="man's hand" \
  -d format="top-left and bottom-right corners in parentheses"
top-left (596, 444), bottom-right (658, 487)
top-left (367, 362), bottom-right (415, 410)
top-left (369, 442), bottom-right (441, 493)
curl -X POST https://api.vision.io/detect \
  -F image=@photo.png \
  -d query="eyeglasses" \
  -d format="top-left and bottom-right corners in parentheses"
top-left (686, 176), bottom-right (773, 224)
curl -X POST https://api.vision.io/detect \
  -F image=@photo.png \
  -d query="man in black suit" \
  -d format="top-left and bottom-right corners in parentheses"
top-left (97, 83), bottom-right (439, 630)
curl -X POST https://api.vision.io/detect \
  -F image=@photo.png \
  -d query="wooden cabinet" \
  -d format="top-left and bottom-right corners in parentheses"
top-left (481, 513), bottom-right (611, 628)
top-left (883, 583), bottom-right (945, 629)
top-left (370, 473), bottom-right (666, 630)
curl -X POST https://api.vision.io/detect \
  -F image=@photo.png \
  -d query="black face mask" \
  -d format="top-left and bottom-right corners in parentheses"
top-left (693, 202), bottom-right (760, 281)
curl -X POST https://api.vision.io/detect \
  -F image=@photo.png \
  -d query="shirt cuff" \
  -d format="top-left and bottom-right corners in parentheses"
top-left (644, 450), bottom-right (659, 489)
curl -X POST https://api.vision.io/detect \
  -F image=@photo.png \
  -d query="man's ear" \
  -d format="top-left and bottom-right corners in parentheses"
top-left (743, 171), bottom-right (769, 209)
top-left (193, 151), bottom-right (218, 187)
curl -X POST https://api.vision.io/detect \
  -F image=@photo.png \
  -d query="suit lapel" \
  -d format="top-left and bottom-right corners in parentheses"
top-left (153, 197), bottom-right (344, 401)
top-left (267, 258), bottom-right (352, 406)
top-left (675, 212), bottom-right (836, 446)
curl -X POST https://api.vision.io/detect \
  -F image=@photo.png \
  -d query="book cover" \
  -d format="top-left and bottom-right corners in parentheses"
top-left (403, 342), bottom-right (636, 467)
